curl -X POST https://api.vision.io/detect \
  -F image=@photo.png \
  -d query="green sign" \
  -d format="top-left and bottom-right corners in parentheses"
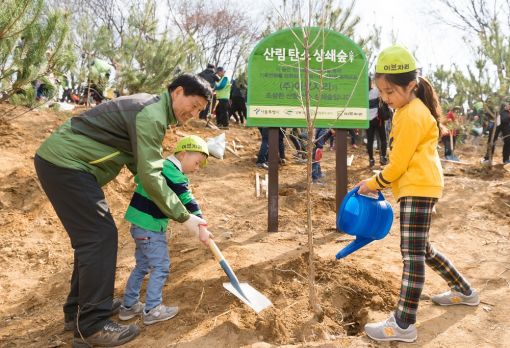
top-left (247, 27), bottom-right (368, 129)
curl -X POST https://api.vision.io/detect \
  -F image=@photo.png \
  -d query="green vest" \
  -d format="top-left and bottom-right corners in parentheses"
top-left (215, 76), bottom-right (231, 100)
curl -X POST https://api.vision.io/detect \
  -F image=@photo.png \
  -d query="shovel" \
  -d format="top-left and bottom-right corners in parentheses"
top-left (208, 240), bottom-right (272, 313)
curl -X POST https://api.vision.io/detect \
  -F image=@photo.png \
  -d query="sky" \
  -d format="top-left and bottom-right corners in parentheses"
top-left (248, 0), bottom-right (476, 74)
top-left (352, 0), bottom-right (473, 73)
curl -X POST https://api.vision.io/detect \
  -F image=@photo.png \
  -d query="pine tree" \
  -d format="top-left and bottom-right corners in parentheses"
top-left (115, 0), bottom-right (196, 94)
top-left (0, 0), bottom-right (72, 102)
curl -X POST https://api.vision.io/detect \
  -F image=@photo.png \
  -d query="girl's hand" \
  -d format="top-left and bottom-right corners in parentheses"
top-left (354, 179), bottom-right (377, 195)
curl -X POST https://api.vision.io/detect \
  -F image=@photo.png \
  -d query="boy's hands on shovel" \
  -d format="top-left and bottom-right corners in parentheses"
top-left (183, 215), bottom-right (213, 245)
top-left (198, 225), bottom-right (214, 246)
top-left (183, 214), bottom-right (207, 236)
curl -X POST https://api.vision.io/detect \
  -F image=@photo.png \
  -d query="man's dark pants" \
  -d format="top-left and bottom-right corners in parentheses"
top-left (34, 155), bottom-right (117, 337)
top-left (216, 99), bottom-right (230, 127)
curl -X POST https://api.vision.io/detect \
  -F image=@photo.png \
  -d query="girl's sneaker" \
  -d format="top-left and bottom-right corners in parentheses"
top-left (119, 301), bottom-right (145, 321)
top-left (143, 304), bottom-right (179, 325)
top-left (431, 289), bottom-right (480, 306)
top-left (364, 312), bottom-right (417, 342)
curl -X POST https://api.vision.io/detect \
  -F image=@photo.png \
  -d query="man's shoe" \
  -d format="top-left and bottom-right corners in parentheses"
top-left (119, 301), bottom-right (145, 321)
top-left (364, 312), bottom-right (417, 343)
top-left (65, 298), bottom-right (122, 331)
top-left (369, 158), bottom-right (375, 167)
top-left (143, 304), bottom-right (179, 325)
top-left (312, 179), bottom-right (325, 186)
top-left (256, 162), bottom-right (269, 169)
top-left (431, 288), bottom-right (480, 306)
top-left (380, 156), bottom-right (388, 165)
top-left (446, 155), bottom-right (460, 162)
top-left (72, 320), bottom-right (139, 347)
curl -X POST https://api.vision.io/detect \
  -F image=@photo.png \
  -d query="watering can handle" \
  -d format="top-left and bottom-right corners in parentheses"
top-left (347, 186), bottom-right (360, 198)
top-left (353, 184), bottom-right (385, 201)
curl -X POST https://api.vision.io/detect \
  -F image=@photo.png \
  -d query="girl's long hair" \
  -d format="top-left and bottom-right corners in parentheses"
top-left (375, 71), bottom-right (442, 137)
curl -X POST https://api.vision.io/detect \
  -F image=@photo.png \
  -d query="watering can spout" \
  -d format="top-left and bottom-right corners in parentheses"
top-left (335, 237), bottom-right (374, 259)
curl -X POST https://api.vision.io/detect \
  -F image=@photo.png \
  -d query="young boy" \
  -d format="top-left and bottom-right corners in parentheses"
top-left (119, 135), bottom-right (212, 325)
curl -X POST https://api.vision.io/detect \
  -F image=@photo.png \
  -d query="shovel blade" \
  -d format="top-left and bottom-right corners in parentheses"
top-left (223, 282), bottom-right (272, 313)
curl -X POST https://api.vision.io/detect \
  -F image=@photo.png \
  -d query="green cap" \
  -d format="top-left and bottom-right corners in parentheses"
top-left (175, 135), bottom-right (209, 166)
top-left (375, 45), bottom-right (417, 74)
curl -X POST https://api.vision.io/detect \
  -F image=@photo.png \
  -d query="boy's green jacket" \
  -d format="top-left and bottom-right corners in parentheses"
top-left (36, 91), bottom-right (191, 223)
top-left (125, 157), bottom-right (202, 232)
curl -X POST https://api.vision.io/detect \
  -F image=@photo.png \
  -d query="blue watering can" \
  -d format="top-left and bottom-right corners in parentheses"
top-left (336, 186), bottom-right (393, 259)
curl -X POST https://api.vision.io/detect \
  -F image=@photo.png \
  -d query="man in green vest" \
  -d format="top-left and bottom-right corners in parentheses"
top-left (34, 73), bottom-right (212, 347)
top-left (214, 67), bottom-right (231, 129)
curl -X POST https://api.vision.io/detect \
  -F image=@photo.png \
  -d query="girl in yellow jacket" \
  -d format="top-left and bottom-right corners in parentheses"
top-left (356, 45), bottom-right (479, 343)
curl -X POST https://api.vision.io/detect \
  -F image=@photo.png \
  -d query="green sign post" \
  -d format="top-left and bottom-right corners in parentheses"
top-left (247, 27), bottom-right (368, 129)
top-left (247, 27), bottom-right (369, 232)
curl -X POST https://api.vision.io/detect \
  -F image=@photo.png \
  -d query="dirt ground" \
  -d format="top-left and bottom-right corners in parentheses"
top-left (0, 103), bottom-right (509, 348)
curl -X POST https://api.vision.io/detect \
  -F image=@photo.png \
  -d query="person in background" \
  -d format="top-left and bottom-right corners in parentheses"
top-left (198, 64), bottom-right (219, 120)
top-left (88, 56), bottom-right (116, 101)
top-left (312, 128), bottom-right (334, 184)
top-left (367, 78), bottom-right (391, 167)
top-left (256, 128), bottom-right (286, 169)
top-left (441, 107), bottom-right (460, 161)
top-left (229, 79), bottom-right (247, 125)
top-left (349, 129), bottom-right (358, 148)
top-left (482, 102), bottom-right (510, 164)
top-left (214, 67), bottom-right (231, 129)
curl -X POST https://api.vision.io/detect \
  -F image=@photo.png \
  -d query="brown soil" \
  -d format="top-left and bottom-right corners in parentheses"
top-left (0, 103), bottom-right (509, 347)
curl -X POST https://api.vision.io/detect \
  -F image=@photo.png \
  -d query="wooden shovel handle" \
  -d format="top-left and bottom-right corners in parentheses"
top-left (208, 239), bottom-right (224, 262)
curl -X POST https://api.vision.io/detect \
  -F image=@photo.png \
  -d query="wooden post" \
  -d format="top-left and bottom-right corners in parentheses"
top-left (335, 129), bottom-right (348, 213)
top-left (255, 172), bottom-right (260, 197)
top-left (268, 127), bottom-right (279, 232)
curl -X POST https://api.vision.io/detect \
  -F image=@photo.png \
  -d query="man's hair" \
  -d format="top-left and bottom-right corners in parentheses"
top-left (206, 63), bottom-right (215, 69)
top-left (168, 73), bottom-right (212, 101)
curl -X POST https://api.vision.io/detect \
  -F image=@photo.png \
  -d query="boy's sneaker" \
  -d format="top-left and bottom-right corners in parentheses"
top-left (119, 301), bottom-right (145, 321)
top-left (72, 320), bottom-right (139, 347)
top-left (143, 304), bottom-right (179, 325)
top-left (364, 312), bottom-right (417, 343)
top-left (65, 298), bottom-right (122, 331)
top-left (256, 162), bottom-right (269, 169)
top-left (431, 288), bottom-right (480, 306)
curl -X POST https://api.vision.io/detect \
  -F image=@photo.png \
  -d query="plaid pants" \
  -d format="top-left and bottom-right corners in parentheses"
top-left (395, 196), bottom-right (472, 324)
